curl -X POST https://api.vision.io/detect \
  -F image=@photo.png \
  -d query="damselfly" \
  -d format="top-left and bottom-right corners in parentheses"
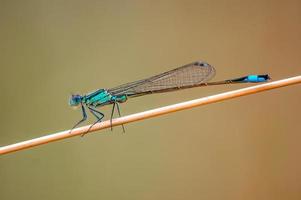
top-left (69, 61), bottom-right (270, 135)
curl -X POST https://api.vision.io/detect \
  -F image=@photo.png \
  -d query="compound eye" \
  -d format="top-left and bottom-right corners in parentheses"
top-left (69, 94), bottom-right (82, 106)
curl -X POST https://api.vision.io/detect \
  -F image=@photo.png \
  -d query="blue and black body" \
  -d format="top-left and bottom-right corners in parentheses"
top-left (69, 61), bottom-right (270, 135)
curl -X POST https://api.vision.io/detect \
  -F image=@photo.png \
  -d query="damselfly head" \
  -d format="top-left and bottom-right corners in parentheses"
top-left (69, 94), bottom-right (82, 107)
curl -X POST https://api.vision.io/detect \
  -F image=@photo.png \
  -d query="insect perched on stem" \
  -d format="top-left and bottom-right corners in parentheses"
top-left (69, 61), bottom-right (270, 136)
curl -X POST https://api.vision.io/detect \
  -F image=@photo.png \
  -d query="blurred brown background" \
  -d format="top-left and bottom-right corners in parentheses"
top-left (0, 0), bottom-right (300, 199)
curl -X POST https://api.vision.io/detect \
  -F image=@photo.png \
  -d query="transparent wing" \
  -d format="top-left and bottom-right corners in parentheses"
top-left (108, 61), bottom-right (215, 97)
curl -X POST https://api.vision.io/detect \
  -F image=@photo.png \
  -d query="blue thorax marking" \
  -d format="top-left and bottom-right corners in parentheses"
top-left (83, 89), bottom-right (127, 106)
top-left (112, 95), bottom-right (127, 103)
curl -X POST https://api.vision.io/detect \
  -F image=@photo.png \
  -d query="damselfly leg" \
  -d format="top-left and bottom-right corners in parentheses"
top-left (110, 103), bottom-right (116, 131)
top-left (115, 102), bottom-right (125, 133)
top-left (70, 104), bottom-right (87, 133)
top-left (83, 106), bottom-right (104, 136)
top-left (110, 101), bottom-right (125, 133)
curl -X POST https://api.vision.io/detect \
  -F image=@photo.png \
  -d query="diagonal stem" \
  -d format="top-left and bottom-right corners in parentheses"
top-left (0, 75), bottom-right (301, 155)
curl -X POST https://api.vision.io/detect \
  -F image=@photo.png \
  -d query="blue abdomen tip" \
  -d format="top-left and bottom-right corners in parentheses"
top-left (246, 75), bottom-right (269, 82)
